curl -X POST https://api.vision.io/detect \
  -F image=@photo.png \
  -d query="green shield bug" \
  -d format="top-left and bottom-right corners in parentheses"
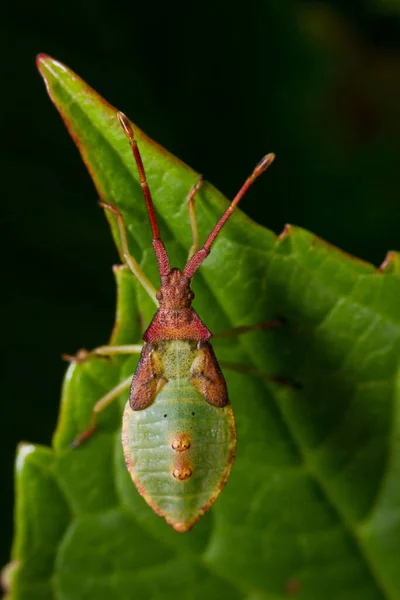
top-left (69, 112), bottom-right (276, 532)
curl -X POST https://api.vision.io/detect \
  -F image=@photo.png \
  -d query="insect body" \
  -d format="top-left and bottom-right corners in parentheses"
top-left (72, 112), bottom-right (275, 532)
top-left (123, 340), bottom-right (236, 532)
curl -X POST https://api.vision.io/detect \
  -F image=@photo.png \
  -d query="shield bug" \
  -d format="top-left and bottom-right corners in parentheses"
top-left (70, 112), bottom-right (276, 532)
